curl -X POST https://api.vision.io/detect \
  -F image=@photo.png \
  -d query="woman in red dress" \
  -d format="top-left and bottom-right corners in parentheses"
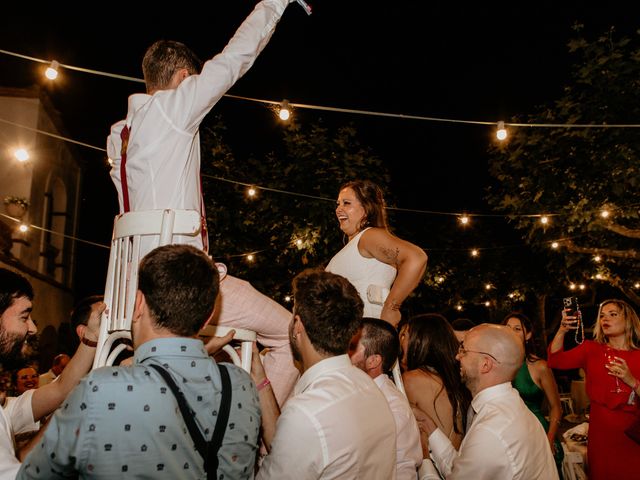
top-left (548, 299), bottom-right (640, 479)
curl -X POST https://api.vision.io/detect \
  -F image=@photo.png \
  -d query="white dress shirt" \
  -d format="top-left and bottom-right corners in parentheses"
top-left (107, 0), bottom-right (291, 257)
top-left (429, 382), bottom-right (558, 479)
top-left (0, 389), bottom-right (36, 479)
top-left (374, 374), bottom-right (422, 480)
top-left (38, 370), bottom-right (56, 387)
top-left (257, 355), bottom-right (397, 479)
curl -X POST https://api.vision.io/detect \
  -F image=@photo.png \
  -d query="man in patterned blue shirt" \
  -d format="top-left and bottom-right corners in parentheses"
top-left (18, 244), bottom-right (261, 479)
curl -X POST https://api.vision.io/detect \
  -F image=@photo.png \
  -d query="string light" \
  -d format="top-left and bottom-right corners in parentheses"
top-left (551, 241), bottom-right (559, 249)
top-left (279, 100), bottom-right (291, 121)
top-left (284, 295), bottom-right (292, 303)
top-left (508, 293), bottom-right (515, 299)
top-left (496, 121), bottom-right (507, 141)
top-left (436, 276), bottom-right (445, 283)
top-left (18, 224), bottom-right (28, 233)
top-left (247, 186), bottom-right (257, 197)
top-left (540, 215), bottom-right (549, 225)
top-left (593, 255), bottom-right (602, 262)
top-left (484, 301), bottom-right (491, 307)
top-left (246, 254), bottom-right (255, 262)
top-left (634, 283), bottom-right (640, 289)
top-left (470, 249), bottom-right (479, 257)
top-left (569, 284), bottom-right (576, 290)
top-left (459, 215), bottom-right (470, 225)
top-left (14, 148), bottom-right (29, 162)
top-left (295, 239), bottom-right (303, 247)
top-left (455, 305), bottom-right (463, 311)
top-left (484, 283), bottom-right (492, 290)
top-left (579, 284), bottom-right (586, 290)
top-left (4, 49), bottom-right (640, 136)
top-left (600, 209), bottom-right (610, 218)
top-left (44, 60), bottom-right (59, 80)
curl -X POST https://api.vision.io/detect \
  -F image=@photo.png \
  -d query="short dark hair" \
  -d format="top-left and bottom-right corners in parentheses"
top-left (451, 317), bottom-right (475, 331)
top-left (293, 269), bottom-right (363, 356)
top-left (70, 295), bottom-right (104, 329)
top-left (138, 244), bottom-right (219, 336)
top-left (142, 40), bottom-right (202, 93)
top-left (0, 269), bottom-right (33, 317)
top-left (361, 318), bottom-right (399, 373)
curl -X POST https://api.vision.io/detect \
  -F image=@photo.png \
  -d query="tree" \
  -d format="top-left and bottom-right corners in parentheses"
top-left (200, 115), bottom-right (389, 302)
top-left (487, 25), bottom-right (640, 307)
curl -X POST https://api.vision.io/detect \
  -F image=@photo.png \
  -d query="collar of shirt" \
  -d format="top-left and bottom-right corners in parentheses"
top-left (134, 337), bottom-right (209, 365)
top-left (126, 93), bottom-right (152, 122)
top-left (294, 354), bottom-right (354, 395)
top-left (470, 381), bottom-right (513, 414)
top-left (373, 373), bottom-right (391, 389)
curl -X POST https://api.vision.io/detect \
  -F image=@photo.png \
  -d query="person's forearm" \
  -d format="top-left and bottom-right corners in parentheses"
top-left (549, 331), bottom-right (566, 354)
top-left (31, 341), bottom-right (96, 421)
top-left (18, 415), bottom-right (52, 461)
top-left (547, 404), bottom-right (562, 440)
top-left (382, 250), bottom-right (427, 317)
top-left (256, 380), bottom-right (280, 452)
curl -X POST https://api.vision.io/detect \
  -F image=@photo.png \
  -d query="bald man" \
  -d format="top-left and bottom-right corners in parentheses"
top-left (415, 324), bottom-right (558, 479)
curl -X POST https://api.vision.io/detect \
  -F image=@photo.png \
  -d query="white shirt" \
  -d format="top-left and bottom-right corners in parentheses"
top-left (107, 0), bottom-right (291, 257)
top-left (257, 355), bottom-right (397, 479)
top-left (0, 389), bottom-right (36, 479)
top-left (374, 374), bottom-right (422, 480)
top-left (429, 382), bottom-right (558, 480)
top-left (38, 370), bottom-right (56, 387)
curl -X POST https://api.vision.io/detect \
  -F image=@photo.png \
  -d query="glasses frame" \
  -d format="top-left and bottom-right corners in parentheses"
top-left (458, 341), bottom-right (501, 364)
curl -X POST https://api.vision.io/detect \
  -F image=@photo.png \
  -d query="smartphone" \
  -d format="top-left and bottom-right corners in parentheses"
top-left (563, 296), bottom-right (580, 317)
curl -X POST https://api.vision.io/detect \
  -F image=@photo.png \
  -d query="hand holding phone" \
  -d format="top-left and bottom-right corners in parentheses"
top-left (562, 296), bottom-right (585, 344)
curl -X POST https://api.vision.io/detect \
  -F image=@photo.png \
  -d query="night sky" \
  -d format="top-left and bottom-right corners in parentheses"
top-left (1, 2), bottom-right (637, 298)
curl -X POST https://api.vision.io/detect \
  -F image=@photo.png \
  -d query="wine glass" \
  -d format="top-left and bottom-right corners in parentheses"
top-left (604, 346), bottom-right (624, 393)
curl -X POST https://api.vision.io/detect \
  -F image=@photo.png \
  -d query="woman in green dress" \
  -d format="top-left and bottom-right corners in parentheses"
top-left (503, 312), bottom-right (564, 475)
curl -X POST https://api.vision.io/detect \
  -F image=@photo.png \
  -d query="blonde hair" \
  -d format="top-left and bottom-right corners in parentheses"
top-left (593, 299), bottom-right (640, 349)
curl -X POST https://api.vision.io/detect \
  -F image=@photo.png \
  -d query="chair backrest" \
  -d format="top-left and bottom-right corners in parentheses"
top-left (198, 325), bottom-right (257, 373)
top-left (93, 209), bottom-right (201, 368)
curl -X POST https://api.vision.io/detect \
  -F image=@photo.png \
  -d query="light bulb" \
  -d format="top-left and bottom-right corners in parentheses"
top-left (601, 209), bottom-right (610, 218)
top-left (14, 148), bottom-right (29, 162)
top-left (246, 254), bottom-right (255, 262)
top-left (470, 249), bottom-right (479, 257)
top-left (45, 60), bottom-right (59, 80)
top-left (496, 121), bottom-right (507, 141)
top-left (459, 215), bottom-right (470, 225)
top-left (18, 224), bottom-right (28, 233)
top-left (279, 100), bottom-right (291, 121)
top-left (540, 216), bottom-right (549, 225)
top-left (551, 241), bottom-right (559, 249)
top-left (247, 187), bottom-right (256, 197)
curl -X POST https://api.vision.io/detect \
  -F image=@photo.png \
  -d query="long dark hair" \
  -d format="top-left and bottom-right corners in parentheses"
top-left (501, 312), bottom-right (540, 362)
top-left (406, 313), bottom-right (471, 434)
top-left (340, 180), bottom-right (388, 231)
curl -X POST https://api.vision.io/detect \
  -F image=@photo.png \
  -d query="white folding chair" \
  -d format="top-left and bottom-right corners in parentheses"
top-left (197, 325), bottom-right (257, 373)
top-left (93, 209), bottom-right (202, 368)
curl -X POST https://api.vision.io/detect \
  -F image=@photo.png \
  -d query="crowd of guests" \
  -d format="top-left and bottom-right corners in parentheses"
top-left (2, 243), bottom-right (638, 478)
top-left (0, 0), bottom-right (637, 472)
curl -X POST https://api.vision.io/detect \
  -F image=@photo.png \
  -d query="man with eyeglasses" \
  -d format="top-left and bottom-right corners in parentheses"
top-left (414, 324), bottom-right (558, 479)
